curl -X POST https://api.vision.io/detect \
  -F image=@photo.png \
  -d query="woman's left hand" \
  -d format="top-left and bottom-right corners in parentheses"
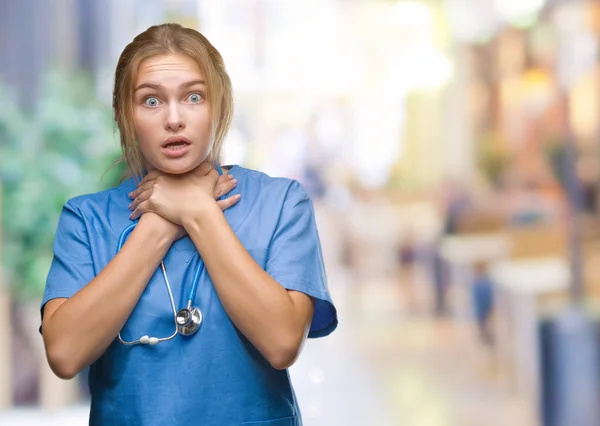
top-left (128, 163), bottom-right (239, 224)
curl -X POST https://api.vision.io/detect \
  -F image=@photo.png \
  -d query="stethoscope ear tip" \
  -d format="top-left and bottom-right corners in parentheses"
top-left (139, 335), bottom-right (159, 345)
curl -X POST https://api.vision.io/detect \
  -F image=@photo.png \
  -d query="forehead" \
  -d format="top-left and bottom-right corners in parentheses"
top-left (136, 53), bottom-right (204, 84)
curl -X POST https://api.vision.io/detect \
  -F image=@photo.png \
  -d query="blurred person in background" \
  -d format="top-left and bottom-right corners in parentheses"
top-left (431, 181), bottom-right (472, 317)
top-left (471, 261), bottom-right (494, 346)
top-left (39, 23), bottom-right (337, 425)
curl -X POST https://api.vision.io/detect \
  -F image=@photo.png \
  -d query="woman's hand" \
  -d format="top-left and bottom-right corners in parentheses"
top-left (137, 211), bottom-right (187, 243)
top-left (128, 163), bottom-right (241, 224)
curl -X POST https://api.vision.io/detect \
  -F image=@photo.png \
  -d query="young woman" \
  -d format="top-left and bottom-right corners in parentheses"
top-left (40, 23), bottom-right (337, 426)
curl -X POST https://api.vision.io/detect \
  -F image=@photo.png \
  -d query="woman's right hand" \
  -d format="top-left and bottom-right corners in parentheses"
top-left (213, 170), bottom-right (240, 211)
top-left (132, 169), bottom-right (239, 242)
top-left (137, 212), bottom-right (186, 243)
top-left (140, 170), bottom-right (240, 243)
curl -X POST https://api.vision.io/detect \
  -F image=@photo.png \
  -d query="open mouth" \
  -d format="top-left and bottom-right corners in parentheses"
top-left (162, 137), bottom-right (191, 149)
top-left (164, 141), bottom-right (189, 149)
top-left (161, 137), bottom-right (192, 157)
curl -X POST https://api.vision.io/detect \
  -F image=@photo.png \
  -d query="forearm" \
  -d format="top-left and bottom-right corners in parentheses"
top-left (42, 219), bottom-right (173, 378)
top-left (183, 205), bottom-right (307, 368)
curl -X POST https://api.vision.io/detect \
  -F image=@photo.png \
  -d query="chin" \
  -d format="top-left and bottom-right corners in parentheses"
top-left (146, 150), bottom-right (209, 175)
top-left (162, 164), bottom-right (197, 175)
top-left (150, 159), bottom-right (198, 175)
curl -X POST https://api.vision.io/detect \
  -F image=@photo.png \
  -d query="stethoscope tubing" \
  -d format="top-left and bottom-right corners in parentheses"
top-left (117, 164), bottom-right (226, 307)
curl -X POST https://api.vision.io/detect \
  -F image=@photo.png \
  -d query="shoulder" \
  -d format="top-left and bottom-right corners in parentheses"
top-left (63, 178), bottom-right (133, 215)
top-left (231, 165), bottom-right (309, 203)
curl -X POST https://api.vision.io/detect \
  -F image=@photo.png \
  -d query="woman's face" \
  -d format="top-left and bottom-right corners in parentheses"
top-left (133, 53), bottom-right (211, 174)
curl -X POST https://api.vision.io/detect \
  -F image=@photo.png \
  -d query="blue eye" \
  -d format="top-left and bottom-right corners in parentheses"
top-left (188, 93), bottom-right (203, 103)
top-left (144, 97), bottom-right (160, 107)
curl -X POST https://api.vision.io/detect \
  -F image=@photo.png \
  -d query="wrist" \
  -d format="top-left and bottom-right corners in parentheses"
top-left (181, 201), bottom-right (221, 233)
top-left (137, 213), bottom-right (179, 246)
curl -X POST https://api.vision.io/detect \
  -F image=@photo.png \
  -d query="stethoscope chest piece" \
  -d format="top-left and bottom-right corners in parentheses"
top-left (176, 306), bottom-right (203, 336)
top-left (117, 164), bottom-right (228, 346)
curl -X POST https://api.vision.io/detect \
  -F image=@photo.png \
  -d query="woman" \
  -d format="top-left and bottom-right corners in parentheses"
top-left (40, 23), bottom-right (337, 425)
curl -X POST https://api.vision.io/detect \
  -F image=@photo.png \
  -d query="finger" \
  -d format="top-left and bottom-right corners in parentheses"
top-left (141, 170), bottom-right (161, 184)
top-left (129, 180), bottom-right (155, 199)
top-left (216, 194), bottom-right (241, 211)
top-left (130, 200), bottom-right (153, 220)
top-left (216, 172), bottom-right (229, 186)
top-left (129, 190), bottom-right (152, 211)
top-left (207, 168), bottom-right (220, 183)
top-left (213, 177), bottom-right (238, 199)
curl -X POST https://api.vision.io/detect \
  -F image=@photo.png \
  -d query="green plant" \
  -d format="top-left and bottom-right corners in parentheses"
top-left (0, 70), bottom-right (124, 300)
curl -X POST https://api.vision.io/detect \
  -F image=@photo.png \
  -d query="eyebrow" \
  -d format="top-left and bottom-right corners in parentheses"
top-left (134, 80), bottom-right (206, 92)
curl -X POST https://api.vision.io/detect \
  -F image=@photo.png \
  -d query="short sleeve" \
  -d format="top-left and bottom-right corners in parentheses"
top-left (40, 201), bottom-right (95, 326)
top-left (266, 181), bottom-right (338, 338)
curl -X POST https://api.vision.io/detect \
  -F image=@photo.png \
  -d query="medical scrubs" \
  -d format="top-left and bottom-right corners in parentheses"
top-left (41, 165), bottom-right (338, 426)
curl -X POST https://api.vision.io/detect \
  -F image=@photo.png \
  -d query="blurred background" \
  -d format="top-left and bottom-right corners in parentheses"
top-left (2, 0), bottom-right (600, 425)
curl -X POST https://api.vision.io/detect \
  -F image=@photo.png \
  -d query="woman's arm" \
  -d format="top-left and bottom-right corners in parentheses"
top-left (43, 173), bottom-right (238, 379)
top-left (42, 213), bottom-right (178, 380)
top-left (183, 204), bottom-right (315, 370)
top-left (128, 165), bottom-right (316, 369)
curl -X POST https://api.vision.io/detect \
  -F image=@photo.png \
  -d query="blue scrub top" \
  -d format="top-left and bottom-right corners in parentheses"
top-left (41, 165), bottom-right (338, 426)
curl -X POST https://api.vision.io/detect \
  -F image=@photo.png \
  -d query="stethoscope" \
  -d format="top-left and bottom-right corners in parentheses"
top-left (117, 164), bottom-right (226, 346)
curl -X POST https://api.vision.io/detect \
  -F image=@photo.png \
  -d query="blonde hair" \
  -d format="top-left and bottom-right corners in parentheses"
top-left (112, 23), bottom-right (233, 178)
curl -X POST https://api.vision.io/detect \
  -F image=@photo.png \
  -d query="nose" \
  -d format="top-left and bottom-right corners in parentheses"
top-left (165, 103), bottom-right (186, 132)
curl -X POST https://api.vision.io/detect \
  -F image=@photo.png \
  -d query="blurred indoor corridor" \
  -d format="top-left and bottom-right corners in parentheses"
top-left (1, 202), bottom-right (534, 426)
top-left (3, 1), bottom-right (600, 425)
